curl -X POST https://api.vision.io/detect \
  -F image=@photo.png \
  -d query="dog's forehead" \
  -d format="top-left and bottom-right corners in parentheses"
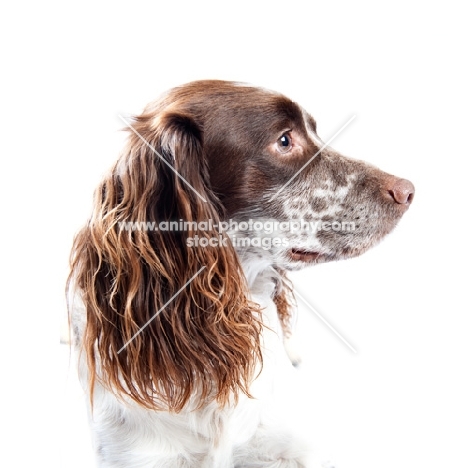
top-left (173, 81), bottom-right (307, 124)
top-left (143, 81), bottom-right (317, 147)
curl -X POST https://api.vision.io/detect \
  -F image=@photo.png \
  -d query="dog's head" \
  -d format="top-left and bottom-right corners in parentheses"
top-left (150, 81), bottom-right (413, 270)
top-left (69, 80), bottom-right (413, 410)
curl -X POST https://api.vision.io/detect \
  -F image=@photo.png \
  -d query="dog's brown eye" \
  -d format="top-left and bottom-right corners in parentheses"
top-left (277, 133), bottom-right (292, 153)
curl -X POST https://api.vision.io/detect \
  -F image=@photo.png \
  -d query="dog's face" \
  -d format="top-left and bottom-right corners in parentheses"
top-left (154, 81), bottom-right (414, 271)
top-left (70, 80), bottom-right (414, 411)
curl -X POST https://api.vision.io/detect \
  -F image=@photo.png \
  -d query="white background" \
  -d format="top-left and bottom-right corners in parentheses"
top-left (1, 1), bottom-right (467, 467)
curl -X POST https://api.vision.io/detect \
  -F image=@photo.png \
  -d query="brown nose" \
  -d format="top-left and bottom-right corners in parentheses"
top-left (388, 178), bottom-right (415, 205)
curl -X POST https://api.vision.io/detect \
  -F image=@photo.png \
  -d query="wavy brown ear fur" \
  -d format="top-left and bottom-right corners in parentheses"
top-left (67, 110), bottom-right (262, 411)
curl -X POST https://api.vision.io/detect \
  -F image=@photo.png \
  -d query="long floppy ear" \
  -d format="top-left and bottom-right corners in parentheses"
top-left (68, 110), bottom-right (262, 411)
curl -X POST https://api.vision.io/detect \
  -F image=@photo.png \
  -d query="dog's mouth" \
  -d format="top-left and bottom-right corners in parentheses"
top-left (289, 248), bottom-right (323, 263)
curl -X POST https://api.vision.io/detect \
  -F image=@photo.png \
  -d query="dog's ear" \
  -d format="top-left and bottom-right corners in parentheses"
top-left (68, 111), bottom-right (262, 411)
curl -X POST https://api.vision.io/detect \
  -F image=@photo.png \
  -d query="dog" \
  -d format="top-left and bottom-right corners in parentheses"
top-left (67, 80), bottom-right (414, 467)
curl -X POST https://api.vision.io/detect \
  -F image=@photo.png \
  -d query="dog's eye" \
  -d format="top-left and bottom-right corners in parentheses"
top-left (277, 133), bottom-right (293, 154)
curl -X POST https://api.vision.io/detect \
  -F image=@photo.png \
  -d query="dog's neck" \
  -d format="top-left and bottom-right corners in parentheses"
top-left (237, 250), bottom-right (279, 299)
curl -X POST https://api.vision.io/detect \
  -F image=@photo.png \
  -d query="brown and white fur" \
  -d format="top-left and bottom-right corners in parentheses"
top-left (68, 80), bottom-right (414, 467)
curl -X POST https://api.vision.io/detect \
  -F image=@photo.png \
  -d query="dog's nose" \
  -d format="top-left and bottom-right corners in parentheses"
top-left (388, 178), bottom-right (415, 205)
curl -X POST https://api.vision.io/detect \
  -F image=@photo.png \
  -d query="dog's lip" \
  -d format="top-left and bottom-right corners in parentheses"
top-left (289, 248), bottom-right (322, 262)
